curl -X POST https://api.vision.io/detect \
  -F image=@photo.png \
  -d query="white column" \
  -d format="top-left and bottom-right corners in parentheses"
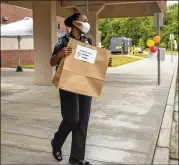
top-left (87, 11), bottom-right (98, 46)
top-left (98, 30), bottom-right (102, 47)
top-left (32, 1), bottom-right (56, 85)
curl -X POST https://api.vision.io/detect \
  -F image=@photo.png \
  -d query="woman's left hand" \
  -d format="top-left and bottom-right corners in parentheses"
top-left (108, 57), bottom-right (112, 67)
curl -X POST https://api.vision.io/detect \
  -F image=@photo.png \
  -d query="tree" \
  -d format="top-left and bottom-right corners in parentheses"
top-left (99, 3), bottom-right (178, 50)
top-left (161, 3), bottom-right (178, 49)
top-left (160, 42), bottom-right (166, 48)
top-left (138, 38), bottom-right (145, 49)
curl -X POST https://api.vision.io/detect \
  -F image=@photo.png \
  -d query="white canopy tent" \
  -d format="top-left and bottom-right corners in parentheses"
top-left (1, 17), bottom-right (66, 71)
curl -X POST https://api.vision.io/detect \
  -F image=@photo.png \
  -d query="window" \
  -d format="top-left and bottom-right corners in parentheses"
top-left (1, 17), bottom-right (9, 22)
top-left (57, 23), bottom-right (60, 29)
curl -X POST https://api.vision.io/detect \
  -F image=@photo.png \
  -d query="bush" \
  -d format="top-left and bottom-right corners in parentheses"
top-left (138, 38), bottom-right (145, 50)
top-left (160, 42), bottom-right (166, 48)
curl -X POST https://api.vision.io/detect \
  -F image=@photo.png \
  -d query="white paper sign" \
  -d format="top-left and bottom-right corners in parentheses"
top-left (74, 45), bottom-right (97, 64)
top-left (170, 34), bottom-right (174, 40)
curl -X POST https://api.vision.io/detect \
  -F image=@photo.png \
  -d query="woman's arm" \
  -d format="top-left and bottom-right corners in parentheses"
top-left (50, 54), bottom-right (61, 67)
top-left (50, 47), bottom-right (72, 67)
top-left (50, 38), bottom-right (72, 67)
top-left (108, 57), bottom-right (112, 67)
top-left (50, 38), bottom-right (64, 67)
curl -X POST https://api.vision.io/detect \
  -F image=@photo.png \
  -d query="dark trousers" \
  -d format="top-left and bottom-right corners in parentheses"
top-left (53, 90), bottom-right (92, 160)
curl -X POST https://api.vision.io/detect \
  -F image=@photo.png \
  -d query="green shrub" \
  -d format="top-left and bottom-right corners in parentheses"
top-left (160, 42), bottom-right (166, 48)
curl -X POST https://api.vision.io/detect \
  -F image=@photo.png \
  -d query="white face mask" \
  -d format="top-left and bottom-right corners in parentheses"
top-left (73, 21), bottom-right (90, 34)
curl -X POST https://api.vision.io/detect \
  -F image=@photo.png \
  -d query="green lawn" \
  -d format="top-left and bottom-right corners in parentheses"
top-left (20, 56), bottom-right (142, 69)
top-left (13, 56), bottom-right (141, 69)
top-left (111, 55), bottom-right (142, 67)
top-left (133, 53), bottom-right (149, 58)
top-left (144, 49), bottom-right (178, 55)
top-left (11, 65), bottom-right (34, 69)
top-left (166, 50), bottom-right (178, 55)
top-left (21, 65), bottom-right (34, 69)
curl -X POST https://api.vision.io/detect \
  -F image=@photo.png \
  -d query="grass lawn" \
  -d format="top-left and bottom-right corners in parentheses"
top-left (13, 56), bottom-right (142, 69)
top-left (21, 65), bottom-right (34, 69)
top-left (133, 53), bottom-right (149, 58)
top-left (144, 49), bottom-right (178, 55)
top-left (111, 55), bottom-right (142, 67)
top-left (11, 65), bottom-right (34, 69)
top-left (166, 50), bottom-right (178, 55)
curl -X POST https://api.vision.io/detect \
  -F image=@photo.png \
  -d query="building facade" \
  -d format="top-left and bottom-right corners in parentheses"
top-left (1, 3), bottom-right (66, 67)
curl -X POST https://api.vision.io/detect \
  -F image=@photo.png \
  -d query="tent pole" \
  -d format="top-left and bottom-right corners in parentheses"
top-left (16, 36), bottom-right (23, 72)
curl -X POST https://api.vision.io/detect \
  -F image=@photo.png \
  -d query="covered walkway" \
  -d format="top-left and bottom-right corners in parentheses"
top-left (2, 1), bottom-right (166, 85)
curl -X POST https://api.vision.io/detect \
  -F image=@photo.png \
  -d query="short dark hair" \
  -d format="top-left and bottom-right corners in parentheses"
top-left (64, 13), bottom-right (83, 27)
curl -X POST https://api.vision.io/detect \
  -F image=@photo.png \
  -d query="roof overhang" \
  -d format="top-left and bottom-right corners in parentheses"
top-left (1, 1), bottom-right (74, 17)
top-left (60, 0), bottom-right (166, 16)
top-left (99, 1), bottom-right (161, 18)
top-left (157, 0), bottom-right (167, 14)
top-left (1, 0), bottom-right (167, 18)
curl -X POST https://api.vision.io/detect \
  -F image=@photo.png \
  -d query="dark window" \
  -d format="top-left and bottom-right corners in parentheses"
top-left (1, 17), bottom-right (9, 24)
top-left (57, 23), bottom-right (60, 29)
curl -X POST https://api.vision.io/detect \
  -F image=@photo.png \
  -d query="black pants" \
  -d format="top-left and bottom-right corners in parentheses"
top-left (53, 90), bottom-right (92, 160)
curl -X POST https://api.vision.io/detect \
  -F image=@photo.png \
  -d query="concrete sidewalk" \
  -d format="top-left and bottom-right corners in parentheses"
top-left (1, 56), bottom-right (177, 164)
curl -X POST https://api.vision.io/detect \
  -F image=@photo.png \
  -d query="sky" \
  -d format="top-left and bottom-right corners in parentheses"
top-left (167, 0), bottom-right (178, 5)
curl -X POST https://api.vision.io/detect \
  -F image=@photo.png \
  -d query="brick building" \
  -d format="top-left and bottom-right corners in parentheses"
top-left (1, 3), bottom-right (66, 67)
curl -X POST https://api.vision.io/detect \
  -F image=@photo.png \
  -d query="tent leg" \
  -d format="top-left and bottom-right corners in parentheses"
top-left (16, 36), bottom-right (23, 72)
top-left (16, 66), bottom-right (23, 72)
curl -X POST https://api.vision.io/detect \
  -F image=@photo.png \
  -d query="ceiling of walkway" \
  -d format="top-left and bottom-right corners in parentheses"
top-left (2, 0), bottom-right (166, 18)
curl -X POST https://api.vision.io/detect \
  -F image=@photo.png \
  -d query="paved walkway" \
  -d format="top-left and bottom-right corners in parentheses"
top-left (1, 56), bottom-right (177, 164)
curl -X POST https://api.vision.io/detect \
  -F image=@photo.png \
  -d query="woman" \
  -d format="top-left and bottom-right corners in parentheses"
top-left (50, 13), bottom-right (112, 165)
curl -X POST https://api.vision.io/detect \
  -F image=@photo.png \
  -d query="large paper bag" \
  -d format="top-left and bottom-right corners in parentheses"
top-left (52, 38), bottom-right (110, 97)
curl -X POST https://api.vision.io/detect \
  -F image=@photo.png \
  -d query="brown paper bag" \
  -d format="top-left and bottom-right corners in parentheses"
top-left (52, 38), bottom-right (110, 97)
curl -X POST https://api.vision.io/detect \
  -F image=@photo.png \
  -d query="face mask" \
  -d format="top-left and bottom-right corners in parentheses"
top-left (73, 21), bottom-right (90, 34)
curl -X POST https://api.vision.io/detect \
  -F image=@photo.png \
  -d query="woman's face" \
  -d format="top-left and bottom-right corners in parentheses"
top-left (73, 15), bottom-right (88, 27)
top-left (72, 15), bottom-right (90, 34)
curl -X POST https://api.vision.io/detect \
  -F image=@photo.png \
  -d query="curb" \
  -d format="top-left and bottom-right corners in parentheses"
top-left (152, 63), bottom-right (178, 165)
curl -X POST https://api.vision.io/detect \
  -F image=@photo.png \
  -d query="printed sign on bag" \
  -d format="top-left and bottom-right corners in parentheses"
top-left (74, 45), bottom-right (97, 64)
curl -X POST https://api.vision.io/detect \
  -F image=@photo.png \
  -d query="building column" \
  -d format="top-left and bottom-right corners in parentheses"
top-left (32, 1), bottom-right (56, 85)
top-left (76, 5), bottom-right (105, 46)
top-left (98, 30), bottom-right (102, 47)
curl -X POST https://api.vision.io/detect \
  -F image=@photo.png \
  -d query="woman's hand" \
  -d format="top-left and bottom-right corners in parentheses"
top-left (50, 46), bottom-right (73, 67)
top-left (58, 46), bottom-right (73, 57)
top-left (108, 57), bottom-right (112, 67)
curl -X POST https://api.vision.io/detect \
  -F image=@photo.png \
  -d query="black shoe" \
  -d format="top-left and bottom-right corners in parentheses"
top-left (69, 158), bottom-right (91, 165)
top-left (51, 139), bottom-right (63, 161)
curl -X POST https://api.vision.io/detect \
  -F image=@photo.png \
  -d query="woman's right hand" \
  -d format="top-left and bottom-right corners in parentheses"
top-left (58, 46), bottom-right (73, 57)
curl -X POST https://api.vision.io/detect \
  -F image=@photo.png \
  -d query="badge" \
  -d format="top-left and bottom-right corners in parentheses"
top-left (56, 38), bottom-right (63, 47)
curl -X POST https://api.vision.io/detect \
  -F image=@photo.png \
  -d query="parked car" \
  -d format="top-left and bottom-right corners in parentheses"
top-left (110, 37), bottom-right (132, 55)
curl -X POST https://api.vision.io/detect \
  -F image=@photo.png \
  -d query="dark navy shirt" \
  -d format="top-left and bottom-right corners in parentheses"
top-left (52, 32), bottom-right (92, 56)
top-left (52, 32), bottom-right (92, 70)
